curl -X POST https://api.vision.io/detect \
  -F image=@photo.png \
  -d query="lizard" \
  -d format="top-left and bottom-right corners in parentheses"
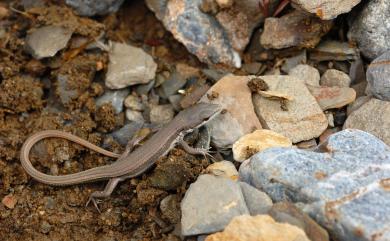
top-left (20, 103), bottom-right (222, 211)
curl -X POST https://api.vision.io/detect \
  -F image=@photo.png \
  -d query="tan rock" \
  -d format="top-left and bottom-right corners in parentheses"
top-left (2, 194), bottom-right (17, 209)
top-left (233, 130), bottom-right (292, 162)
top-left (205, 215), bottom-right (310, 241)
top-left (205, 161), bottom-right (239, 181)
top-left (291, 0), bottom-right (361, 20)
top-left (289, 64), bottom-right (320, 86)
top-left (320, 69), bottom-right (351, 87)
top-left (307, 85), bottom-right (356, 110)
top-left (253, 75), bottom-right (328, 143)
top-left (200, 75), bottom-right (262, 148)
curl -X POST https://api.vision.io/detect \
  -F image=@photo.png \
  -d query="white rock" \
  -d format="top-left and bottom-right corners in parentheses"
top-left (105, 42), bottom-right (157, 89)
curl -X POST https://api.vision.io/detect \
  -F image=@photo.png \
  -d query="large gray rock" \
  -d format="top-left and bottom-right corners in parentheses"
top-left (25, 26), bottom-right (73, 59)
top-left (292, 0), bottom-right (361, 20)
top-left (239, 182), bottom-right (273, 215)
top-left (366, 51), bottom-right (390, 101)
top-left (239, 129), bottom-right (390, 241)
top-left (65, 0), bottom-right (124, 16)
top-left (344, 98), bottom-right (390, 146)
top-left (348, 0), bottom-right (390, 60)
top-left (181, 174), bottom-right (249, 236)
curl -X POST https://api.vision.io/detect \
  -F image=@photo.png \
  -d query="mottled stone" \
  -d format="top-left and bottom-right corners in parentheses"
top-left (181, 174), bottom-right (249, 236)
top-left (344, 98), bottom-right (390, 145)
top-left (125, 109), bottom-right (144, 123)
top-left (150, 104), bottom-right (175, 125)
top-left (239, 182), bottom-right (273, 215)
top-left (205, 161), bottom-right (239, 181)
top-left (200, 75), bottom-right (262, 148)
top-left (65, 0), bottom-right (124, 16)
top-left (239, 129), bottom-right (390, 241)
top-left (25, 26), bottom-right (73, 59)
top-left (289, 64), bottom-right (320, 86)
top-left (261, 10), bottom-right (332, 49)
top-left (105, 42), bottom-right (157, 89)
top-left (307, 85), bottom-right (356, 110)
top-left (252, 75), bottom-right (327, 143)
top-left (124, 95), bottom-right (144, 111)
top-left (291, 0), bottom-right (361, 20)
top-left (205, 215), bottom-right (310, 241)
top-left (348, 0), bottom-right (390, 60)
top-left (366, 51), bottom-right (390, 101)
top-left (233, 130), bottom-right (292, 162)
top-left (321, 69), bottom-right (351, 87)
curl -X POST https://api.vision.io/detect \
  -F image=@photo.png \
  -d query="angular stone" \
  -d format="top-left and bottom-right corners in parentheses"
top-left (320, 69), bottom-right (351, 87)
top-left (110, 122), bottom-right (143, 146)
top-left (181, 174), bottom-right (249, 236)
top-left (239, 129), bottom-right (390, 241)
top-left (205, 161), bottom-right (239, 181)
top-left (205, 215), bottom-right (310, 241)
top-left (309, 40), bottom-right (359, 61)
top-left (366, 51), bottom-right (390, 101)
top-left (348, 0), bottom-right (390, 60)
top-left (25, 26), bottom-right (73, 59)
top-left (269, 202), bottom-right (330, 241)
top-left (289, 64), bottom-right (320, 86)
top-left (105, 42), bottom-right (157, 89)
top-left (281, 50), bottom-right (307, 73)
top-left (95, 88), bottom-right (130, 114)
top-left (200, 75), bottom-right (262, 148)
top-left (261, 10), bottom-right (332, 49)
top-left (307, 85), bottom-right (356, 110)
top-left (291, 0), bottom-right (361, 20)
top-left (65, 0), bottom-right (124, 16)
top-left (232, 130), bottom-right (292, 162)
top-left (344, 98), bottom-right (390, 145)
top-left (239, 182), bottom-right (273, 215)
top-left (252, 75), bottom-right (327, 143)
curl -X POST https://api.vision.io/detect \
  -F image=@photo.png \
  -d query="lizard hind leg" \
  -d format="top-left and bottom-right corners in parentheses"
top-left (86, 176), bottom-right (126, 212)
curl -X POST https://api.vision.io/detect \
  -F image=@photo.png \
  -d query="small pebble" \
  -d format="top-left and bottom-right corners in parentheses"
top-left (150, 104), bottom-right (175, 125)
top-left (125, 109), bottom-right (144, 123)
top-left (2, 194), bottom-right (17, 209)
top-left (124, 95), bottom-right (144, 111)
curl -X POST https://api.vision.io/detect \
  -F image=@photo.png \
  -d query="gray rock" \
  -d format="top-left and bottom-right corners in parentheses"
top-left (320, 69), bottom-right (351, 87)
top-left (56, 74), bottom-right (78, 106)
top-left (65, 0), bottom-right (124, 16)
top-left (135, 79), bottom-right (155, 95)
top-left (125, 109), bottom-right (144, 124)
top-left (105, 42), bottom-right (157, 89)
top-left (168, 95), bottom-right (183, 111)
top-left (150, 104), bottom-right (175, 125)
top-left (96, 88), bottom-right (130, 114)
top-left (252, 75), bottom-right (327, 143)
top-left (348, 0), bottom-right (390, 60)
top-left (291, 0), bottom-right (361, 20)
top-left (344, 98), bottom-right (390, 145)
top-left (110, 122), bottom-right (143, 146)
top-left (201, 68), bottom-right (229, 82)
top-left (346, 95), bottom-right (371, 115)
top-left (124, 95), bottom-right (144, 111)
top-left (239, 129), bottom-right (390, 241)
top-left (281, 50), bottom-right (307, 73)
top-left (162, 72), bottom-right (187, 97)
top-left (181, 174), bottom-right (249, 236)
top-left (366, 51), bottom-right (390, 101)
top-left (25, 26), bottom-right (73, 59)
top-left (239, 182), bottom-right (273, 215)
top-left (288, 64), bottom-right (320, 86)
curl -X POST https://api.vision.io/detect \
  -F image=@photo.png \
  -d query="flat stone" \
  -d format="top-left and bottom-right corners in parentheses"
top-left (232, 130), bottom-right (292, 162)
top-left (366, 51), bottom-right (390, 101)
top-left (125, 109), bottom-right (144, 123)
top-left (289, 64), bottom-right (320, 86)
top-left (291, 0), bottom-right (361, 20)
top-left (252, 75), bottom-right (327, 143)
top-left (25, 26), bottom-right (73, 59)
top-left (344, 98), bottom-right (390, 145)
top-left (348, 0), bottom-right (390, 60)
top-left (261, 10), bottom-right (332, 49)
top-left (205, 161), bottom-right (238, 181)
top-left (95, 88), bottom-right (130, 114)
top-left (239, 129), bottom-right (390, 241)
top-left (307, 85), bottom-right (356, 110)
top-left (200, 75), bottom-right (262, 148)
top-left (269, 202), bottom-right (330, 241)
top-left (309, 40), bottom-right (359, 61)
top-left (205, 215), bottom-right (310, 241)
top-left (181, 174), bottom-right (249, 236)
top-left (65, 0), bottom-right (124, 16)
top-left (150, 104), bottom-right (175, 125)
top-left (105, 42), bottom-right (157, 89)
top-left (239, 182), bottom-right (273, 215)
top-left (320, 69), bottom-right (351, 87)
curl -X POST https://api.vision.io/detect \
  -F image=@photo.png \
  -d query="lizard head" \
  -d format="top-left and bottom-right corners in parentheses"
top-left (177, 103), bottom-right (222, 130)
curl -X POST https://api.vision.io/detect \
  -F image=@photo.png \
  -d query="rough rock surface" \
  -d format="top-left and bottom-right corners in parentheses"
top-left (239, 182), bottom-right (273, 216)
top-left (261, 10), bottom-right (332, 49)
top-left (232, 130), bottom-right (292, 162)
top-left (65, 0), bottom-right (124, 16)
top-left (288, 64), bottom-right (320, 86)
top-left (348, 0), bottom-right (390, 60)
top-left (292, 0), bottom-right (361, 20)
top-left (240, 129), bottom-right (390, 241)
top-left (205, 215), bottom-right (310, 241)
top-left (181, 174), bottom-right (249, 236)
top-left (105, 42), bottom-right (157, 89)
top-left (344, 98), bottom-right (390, 145)
top-left (200, 75), bottom-right (262, 148)
top-left (252, 75), bottom-right (327, 143)
top-left (307, 85), bottom-right (356, 110)
top-left (320, 69), bottom-right (351, 87)
top-left (366, 51), bottom-right (390, 101)
top-left (25, 26), bottom-right (73, 59)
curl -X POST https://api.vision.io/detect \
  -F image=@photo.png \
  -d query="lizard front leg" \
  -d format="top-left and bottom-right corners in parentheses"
top-left (178, 139), bottom-right (215, 161)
